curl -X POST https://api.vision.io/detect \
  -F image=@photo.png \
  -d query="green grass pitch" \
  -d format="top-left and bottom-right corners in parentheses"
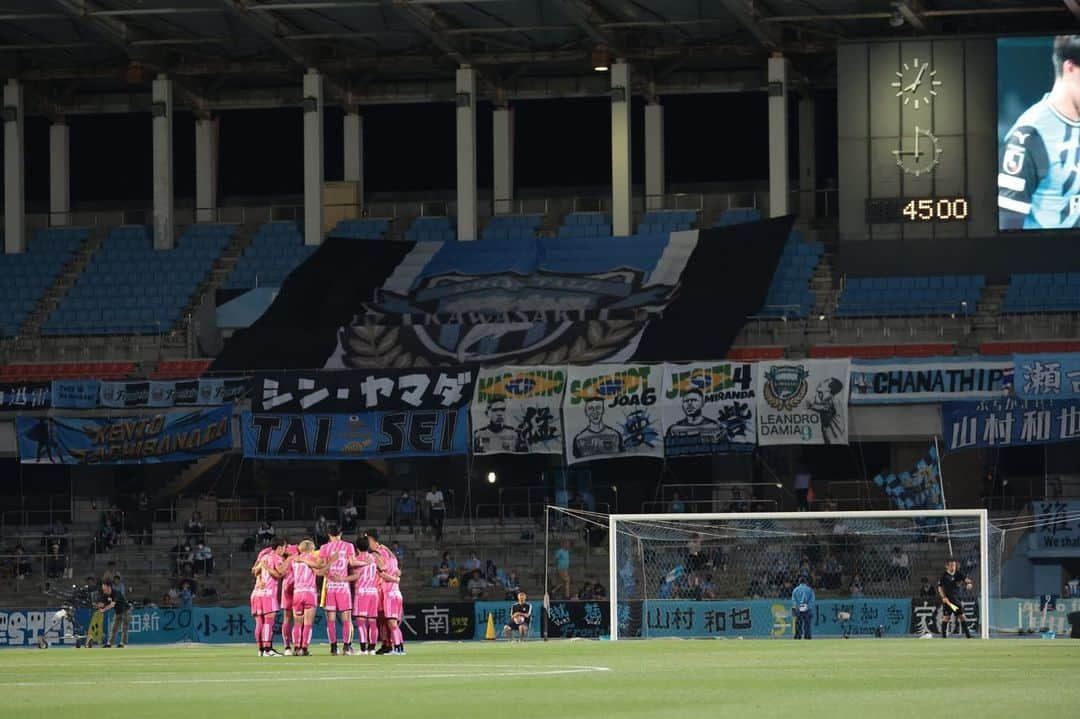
top-left (1, 640), bottom-right (1077, 718)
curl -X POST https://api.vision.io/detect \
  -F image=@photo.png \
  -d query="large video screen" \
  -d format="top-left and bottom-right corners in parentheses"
top-left (997, 36), bottom-right (1080, 231)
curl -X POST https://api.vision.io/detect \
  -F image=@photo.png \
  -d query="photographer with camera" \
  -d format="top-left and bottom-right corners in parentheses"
top-left (97, 579), bottom-right (132, 648)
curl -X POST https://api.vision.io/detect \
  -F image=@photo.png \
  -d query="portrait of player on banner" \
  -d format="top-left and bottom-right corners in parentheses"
top-left (998, 35), bottom-right (1080, 230)
top-left (473, 399), bottom-right (527, 454)
top-left (572, 396), bottom-right (624, 459)
top-left (665, 389), bottom-right (721, 439)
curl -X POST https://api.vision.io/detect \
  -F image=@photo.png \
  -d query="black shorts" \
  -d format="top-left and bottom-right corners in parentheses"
top-left (505, 618), bottom-right (530, 630)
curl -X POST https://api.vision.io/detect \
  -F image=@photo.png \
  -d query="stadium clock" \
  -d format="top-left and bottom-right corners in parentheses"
top-left (864, 197), bottom-right (971, 224)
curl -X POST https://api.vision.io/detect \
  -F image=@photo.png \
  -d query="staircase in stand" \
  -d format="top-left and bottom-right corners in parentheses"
top-left (18, 228), bottom-right (106, 337)
top-left (172, 225), bottom-right (253, 332)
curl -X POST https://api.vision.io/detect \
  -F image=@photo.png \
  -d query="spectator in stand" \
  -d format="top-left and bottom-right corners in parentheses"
top-left (425, 484), bottom-right (446, 542)
top-left (395, 491), bottom-right (417, 532)
top-left (179, 580), bottom-right (194, 609)
top-left (503, 570), bottom-right (521, 599)
top-left (101, 561), bottom-right (119, 583)
top-left (485, 560), bottom-right (500, 586)
top-left (727, 489), bottom-right (749, 513)
top-left (592, 582), bottom-right (608, 600)
top-left (747, 578), bottom-right (765, 599)
top-left (98, 515), bottom-right (119, 551)
top-left (314, 515), bottom-right (329, 545)
top-left (15, 543), bottom-right (32, 579)
top-left (440, 551), bottom-right (457, 575)
top-left (466, 569), bottom-right (488, 599)
top-left (257, 521), bottom-right (276, 547)
top-left (821, 553), bottom-right (842, 590)
top-left (1065, 576), bottom-right (1080, 598)
top-left (849, 573), bottom-right (865, 597)
top-left (920, 576), bottom-right (937, 599)
top-left (176, 544), bottom-right (193, 572)
top-left (793, 467), bottom-right (812, 511)
top-left (340, 497), bottom-right (359, 532)
top-left (45, 543), bottom-right (64, 579)
top-left (434, 562), bottom-right (450, 587)
top-left (670, 492), bottom-right (686, 513)
top-left (184, 512), bottom-right (204, 546)
top-left (890, 546), bottom-right (910, 581)
top-left (194, 541), bottom-right (215, 576)
top-left (554, 540), bottom-right (572, 600)
top-left (462, 551), bottom-right (482, 575)
top-left (392, 541), bottom-right (405, 562)
top-left (577, 582), bottom-right (594, 600)
top-left (180, 560), bottom-right (196, 582)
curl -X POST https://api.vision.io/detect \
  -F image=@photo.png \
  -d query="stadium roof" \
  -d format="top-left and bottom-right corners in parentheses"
top-left (1, 1), bottom-right (1075, 114)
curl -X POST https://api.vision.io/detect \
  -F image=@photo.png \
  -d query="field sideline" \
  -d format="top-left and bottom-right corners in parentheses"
top-left (0, 640), bottom-right (1076, 718)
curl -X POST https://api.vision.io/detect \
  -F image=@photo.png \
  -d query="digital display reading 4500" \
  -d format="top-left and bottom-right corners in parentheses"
top-left (865, 197), bottom-right (970, 224)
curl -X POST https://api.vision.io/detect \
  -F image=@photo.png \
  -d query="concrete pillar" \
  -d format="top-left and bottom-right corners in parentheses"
top-left (455, 66), bottom-right (477, 241)
top-left (195, 116), bottom-right (218, 223)
top-left (3, 79), bottom-right (26, 253)
top-left (151, 74), bottom-right (174, 249)
top-left (644, 102), bottom-right (665, 209)
top-left (302, 70), bottom-right (324, 246)
top-left (610, 61), bottom-right (632, 236)
top-left (767, 55), bottom-right (791, 218)
top-left (49, 121), bottom-right (70, 227)
top-left (343, 111), bottom-right (363, 202)
top-left (798, 94), bottom-right (816, 220)
top-left (492, 105), bottom-right (514, 215)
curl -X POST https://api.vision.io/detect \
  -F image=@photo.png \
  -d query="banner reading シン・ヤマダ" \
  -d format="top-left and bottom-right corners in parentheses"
top-left (756, 359), bottom-right (850, 445)
top-left (563, 364), bottom-right (664, 464)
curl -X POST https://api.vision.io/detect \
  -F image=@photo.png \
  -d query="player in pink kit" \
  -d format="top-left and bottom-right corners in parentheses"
top-left (366, 530), bottom-right (405, 655)
top-left (318, 523), bottom-right (357, 655)
top-left (346, 534), bottom-right (381, 655)
top-left (282, 539), bottom-right (324, 656)
top-left (280, 543), bottom-right (300, 655)
top-left (249, 538), bottom-right (288, 657)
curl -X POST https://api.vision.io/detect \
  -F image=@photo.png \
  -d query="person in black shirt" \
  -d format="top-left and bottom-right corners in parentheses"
top-left (937, 558), bottom-right (974, 639)
top-left (502, 591), bottom-right (532, 641)
top-left (97, 580), bottom-right (132, 648)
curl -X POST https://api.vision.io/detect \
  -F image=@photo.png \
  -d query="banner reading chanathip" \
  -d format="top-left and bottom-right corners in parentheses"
top-left (756, 359), bottom-right (850, 445)
top-left (661, 362), bottom-right (756, 456)
top-left (470, 366), bottom-right (565, 455)
top-left (563, 364), bottom-right (664, 464)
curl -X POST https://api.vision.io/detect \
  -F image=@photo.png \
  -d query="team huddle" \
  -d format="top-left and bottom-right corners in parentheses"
top-left (249, 525), bottom-right (405, 657)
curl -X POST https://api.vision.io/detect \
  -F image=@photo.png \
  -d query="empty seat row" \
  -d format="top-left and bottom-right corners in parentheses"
top-left (714, 208), bottom-right (762, 226)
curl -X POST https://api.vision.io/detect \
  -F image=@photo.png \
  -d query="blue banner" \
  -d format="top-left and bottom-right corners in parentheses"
top-left (849, 358), bottom-right (1011, 404)
top-left (241, 409), bottom-right (469, 460)
top-left (473, 601), bottom-right (544, 640)
top-left (16, 406), bottom-right (233, 465)
top-left (51, 380), bottom-right (101, 409)
top-left (99, 378), bottom-right (249, 408)
top-left (1013, 354), bottom-right (1080, 401)
top-left (1027, 501), bottom-right (1080, 557)
top-left (0, 382), bottom-right (50, 409)
top-left (942, 398), bottom-right (1080, 452)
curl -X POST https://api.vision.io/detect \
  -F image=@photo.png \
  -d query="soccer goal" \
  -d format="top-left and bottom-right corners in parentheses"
top-left (605, 509), bottom-right (996, 640)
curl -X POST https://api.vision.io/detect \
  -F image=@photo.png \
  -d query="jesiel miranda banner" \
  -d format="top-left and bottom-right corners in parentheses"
top-left (563, 364), bottom-right (664, 464)
top-left (252, 368), bottom-right (475, 413)
top-left (16, 406), bottom-right (232, 465)
top-left (1013, 354), bottom-right (1080, 401)
top-left (756, 359), bottom-right (850, 445)
top-left (849, 358), bottom-right (1011, 404)
top-left (661, 362), bottom-right (756, 456)
top-left (942, 398), bottom-right (1080, 452)
top-left (471, 366), bottom-right (565, 455)
top-left (241, 409), bottom-right (469, 460)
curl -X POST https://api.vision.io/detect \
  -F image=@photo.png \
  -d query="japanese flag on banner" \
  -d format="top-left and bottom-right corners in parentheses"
top-left (470, 366), bottom-right (566, 455)
top-left (562, 364), bottom-right (664, 464)
top-left (756, 359), bottom-right (850, 445)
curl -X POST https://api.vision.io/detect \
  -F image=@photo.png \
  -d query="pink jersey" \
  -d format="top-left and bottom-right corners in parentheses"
top-left (319, 539), bottom-right (356, 591)
top-left (290, 555), bottom-right (318, 595)
top-left (376, 546), bottom-right (400, 589)
top-left (254, 552), bottom-right (284, 597)
top-left (282, 545), bottom-right (299, 589)
top-left (353, 552), bottom-right (380, 593)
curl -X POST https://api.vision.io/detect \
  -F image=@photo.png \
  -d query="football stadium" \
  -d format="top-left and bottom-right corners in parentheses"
top-left (1, 1), bottom-right (1079, 716)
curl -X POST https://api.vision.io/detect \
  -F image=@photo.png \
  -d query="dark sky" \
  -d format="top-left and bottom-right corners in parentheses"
top-left (12, 91), bottom-right (837, 210)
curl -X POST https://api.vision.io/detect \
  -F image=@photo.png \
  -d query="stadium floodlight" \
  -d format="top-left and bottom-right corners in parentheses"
top-left (596, 509), bottom-right (995, 640)
top-left (486, 471), bottom-right (497, 484)
top-left (889, 7), bottom-right (905, 27)
top-left (591, 46), bottom-right (610, 72)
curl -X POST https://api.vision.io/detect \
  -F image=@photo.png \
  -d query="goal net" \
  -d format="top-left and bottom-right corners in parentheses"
top-left (605, 510), bottom-right (996, 640)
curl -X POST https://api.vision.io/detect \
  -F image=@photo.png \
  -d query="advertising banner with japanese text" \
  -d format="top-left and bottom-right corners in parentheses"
top-left (910, 599), bottom-right (980, 635)
top-left (942, 398), bottom-right (1080, 452)
top-left (756, 359), bottom-right (850, 445)
top-left (563, 364), bottom-right (664, 464)
top-left (472, 601), bottom-right (543, 640)
top-left (252, 368), bottom-right (475, 413)
top-left (1027, 501), bottom-right (1080, 557)
top-left (471, 366), bottom-right (565, 455)
top-left (1013, 354), bottom-right (1080, 401)
top-left (99, 378), bottom-right (249, 408)
top-left (0, 382), bottom-right (50, 410)
top-left (50, 380), bottom-right (101, 409)
top-left (16, 406), bottom-right (233, 465)
top-left (0, 608), bottom-right (78, 647)
top-left (850, 358), bottom-right (1011, 404)
top-left (241, 410), bottom-right (469, 460)
top-left (661, 362), bottom-right (756, 456)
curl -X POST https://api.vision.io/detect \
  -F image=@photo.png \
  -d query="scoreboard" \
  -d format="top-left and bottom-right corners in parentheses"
top-left (864, 197), bottom-right (970, 224)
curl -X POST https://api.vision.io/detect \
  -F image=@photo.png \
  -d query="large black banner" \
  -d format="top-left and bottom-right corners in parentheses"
top-left (212, 217), bottom-right (793, 371)
top-left (252, 368), bottom-right (475, 413)
top-left (910, 598), bottom-right (981, 635)
top-left (0, 382), bottom-right (50, 409)
top-left (544, 600), bottom-right (612, 638)
top-left (400, 601), bottom-right (475, 642)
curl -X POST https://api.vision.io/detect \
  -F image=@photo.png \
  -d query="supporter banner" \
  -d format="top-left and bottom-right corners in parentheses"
top-left (471, 366), bottom-right (565, 455)
top-left (0, 382), bottom-right (50, 409)
top-left (15, 406), bottom-right (232, 465)
top-left (400, 602), bottom-right (475, 642)
top-left (545, 600), bottom-right (610, 638)
top-left (0, 608), bottom-right (78, 647)
top-left (756, 359), bottom-right (850, 445)
top-left (252, 368), bottom-right (475, 413)
top-left (473, 601), bottom-right (543, 640)
top-left (942, 398), bottom-right (1080, 452)
top-left (1028, 501), bottom-right (1080, 557)
top-left (51, 380), bottom-right (101, 409)
top-left (874, 444), bottom-right (944, 512)
top-left (241, 409), bottom-right (469, 460)
top-left (1014, 354), bottom-right (1080, 401)
top-left (995, 596), bottom-right (1080, 635)
top-left (563, 364), bottom-right (664, 464)
top-left (661, 362), bottom-right (756, 456)
top-left (910, 599), bottom-right (981, 635)
top-left (849, 358), bottom-right (1011, 405)
top-left (99, 378), bottom-right (249, 408)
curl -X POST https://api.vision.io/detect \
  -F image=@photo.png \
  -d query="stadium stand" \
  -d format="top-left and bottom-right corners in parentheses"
top-left (727, 346), bottom-right (786, 360)
top-left (979, 340), bottom-right (1080, 355)
top-left (151, 359), bottom-right (214, 379)
top-left (635, 210), bottom-right (697, 234)
top-left (0, 227), bottom-right (87, 337)
top-left (41, 224), bottom-right (232, 335)
top-left (758, 232), bottom-right (822, 319)
top-left (327, 217), bottom-right (392, 240)
top-left (0, 361), bottom-right (134, 381)
top-left (713, 207), bottom-right (762, 226)
top-left (810, 343), bottom-right (957, 359)
top-left (834, 275), bottom-right (986, 317)
top-left (1002, 273), bottom-right (1080, 313)
top-left (481, 214), bottom-right (541, 241)
top-left (224, 221), bottom-right (316, 290)
top-left (405, 216), bottom-right (457, 243)
top-left (558, 212), bottom-right (612, 238)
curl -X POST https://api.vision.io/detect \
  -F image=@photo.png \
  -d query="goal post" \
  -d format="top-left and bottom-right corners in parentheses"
top-left (607, 509), bottom-right (993, 640)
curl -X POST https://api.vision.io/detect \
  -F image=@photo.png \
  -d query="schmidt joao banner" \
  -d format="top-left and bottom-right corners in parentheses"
top-left (849, 358), bottom-right (1011, 404)
top-left (15, 406), bottom-right (232, 465)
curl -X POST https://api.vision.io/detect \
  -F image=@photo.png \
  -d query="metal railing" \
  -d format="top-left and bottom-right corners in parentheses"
top-left (492, 198), bottom-right (550, 216)
top-left (644, 192), bottom-right (704, 212)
